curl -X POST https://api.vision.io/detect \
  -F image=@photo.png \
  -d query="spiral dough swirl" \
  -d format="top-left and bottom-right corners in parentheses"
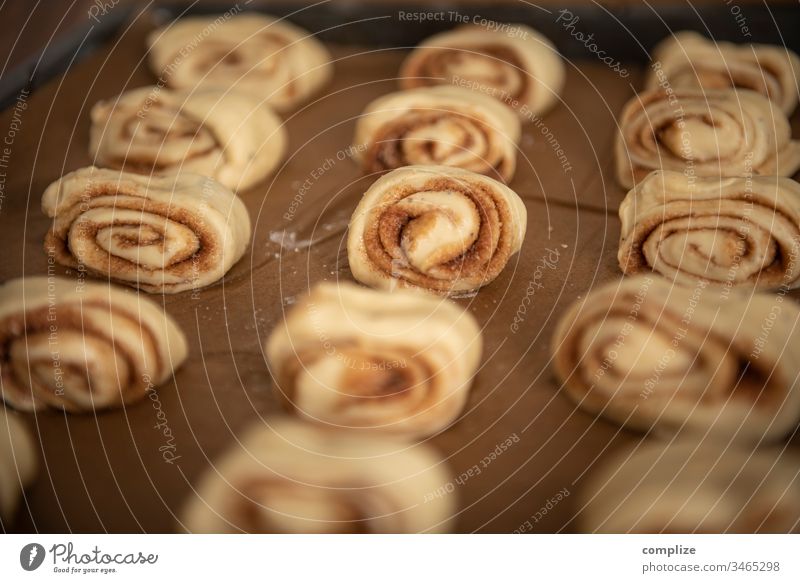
top-left (90, 86), bottom-right (287, 191)
top-left (353, 86), bottom-right (520, 181)
top-left (347, 165), bottom-right (527, 294)
top-left (619, 170), bottom-right (800, 291)
top-left (181, 419), bottom-right (455, 533)
top-left (266, 282), bottom-right (482, 438)
top-left (0, 277), bottom-right (187, 412)
top-left (42, 167), bottom-right (251, 294)
top-left (551, 275), bottom-right (800, 442)
top-left (147, 14), bottom-right (332, 112)
top-left (399, 24), bottom-right (565, 118)
top-left (581, 440), bottom-right (800, 533)
top-left (647, 31), bottom-right (800, 115)
top-left (615, 88), bottom-right (800, 189)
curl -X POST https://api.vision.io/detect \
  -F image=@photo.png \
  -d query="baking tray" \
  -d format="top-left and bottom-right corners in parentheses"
top-left (2, 1), bottom-right (799, 533)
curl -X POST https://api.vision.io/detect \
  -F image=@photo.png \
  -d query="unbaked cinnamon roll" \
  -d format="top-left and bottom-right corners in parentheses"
top-left (353, 86), bottom-right (520, 181)
top-left (0, 277), bottom-right (187, 412)
top-left (147, 13), bottom-right (332, 112)
top-left (265, 282), bottom-right (482, 438)
top-left (399, 24), bottom-right (565, 118)
top-left (581, 440), bottom-right (800, 533)
top-left (42, 167), bottom-right (251, 294)
top-left (90, 86), bottom-right (287, 191)
top-left (181, 419), bottom-right (455, 533)
top-left (615, 88), bottom-right (800, 189)
top-left (0, 413), bottom-right (36, 523)
top-left (648, 31), bottom-right (800, 114)
top-left (619, 170), bottom-right (800, 291)
top-left (551, 275), bottom-right (800, 442)
top-left (347, 165), bottom-right (527, 294)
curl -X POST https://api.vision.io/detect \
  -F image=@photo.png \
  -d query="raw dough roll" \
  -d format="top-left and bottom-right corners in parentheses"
top-left (147, 13), bottom-right (332, 112)
top-left (399, 24), bottom-right (565, 118)
top-left (615, 88), bottom-right (800, 189)
top-left (42, 167), bottom-right (251, 294)
top-left (551, 275), bottom-right (800, 442)
top-left (648, 31), bottom-right (800, 114)
top-left (353, 86), bottom-right (521, 181)
top-left (0, 413), bottom-right (36, 523)
top-left (265, 282), bottom-right (482, 438)
top-left (0, 277), bottom-right (187, 412)
top-left (619, 170), bottom-right (800, 291)
top-left (581, 440), bottom-right (800, 533)
top-left (347, 165), bottom-right (527, 294)
top-left (181, 419), bottom-right (455, 533)
top-left (90, 86), bottom-right (287, 191)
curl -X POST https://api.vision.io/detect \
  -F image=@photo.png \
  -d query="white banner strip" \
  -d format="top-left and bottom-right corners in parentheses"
top-left (1, 534), bottom-right (798, 582)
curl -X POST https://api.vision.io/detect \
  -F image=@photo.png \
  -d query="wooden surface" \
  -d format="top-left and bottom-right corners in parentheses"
top-left (1, 2), bottom-right (799, 533)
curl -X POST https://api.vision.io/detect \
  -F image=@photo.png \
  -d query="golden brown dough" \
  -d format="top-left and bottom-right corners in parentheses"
top-left (581, 440), bottom-right (800, 533)
top-left (648, 31), bottom-right (800, 114)
top-left (90, 86), bottom-right (287, 191)
top-left (347, 165), bottom-right (527, 295)
top-left (42, 167), bottom-right (251, 294)
top-left (353, 86), bottom-right (520, 181)
top-left (615, 88), bottom-right (800, 189)
top-left (399, 24), bottom-right (564, 118)
top-left (552, 275), bottom-right (800, 442)
top-left (265, 282), bottom-right (482, 438)
top-left (180, 419), bottom-right (455, 533)
top-left (147, 14), bottom-right (332, 112)
top-left (619, 170), bottom-right (800, 291)
top-left (0, 277), bottom-right (187, 412)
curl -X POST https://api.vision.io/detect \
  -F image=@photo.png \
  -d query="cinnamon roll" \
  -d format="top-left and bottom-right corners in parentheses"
top-left (181, 419), bottom-right (455, 533)
top-left (0, 413), bottom-right (36, 523)
top-left (399, 24), bottom-right (565, 118)
top-left (42, 167), bottom-right (251, 294)
top-left (551, 275), bottom-right (800, 442)
top-left (265, 282), bottom-right (482, 438)
top-left (90, 86), bottom-right (287, 191)
top-left (581, 440), bottom-right (800, 533)
top-left (648, 31), bottom-right (800, 114)
top-left (0, 277), bottom-right (187, 412)
top-left (615, 88), bottom-right (800, 189)
top-left (347, 165), bottom-right (527, 294)
top-left (619, 170), bottom-right (800, 291)
top-left (353, 86), bottom-right (520, 181)
top-left (147, 13), bottom-right (332, 112)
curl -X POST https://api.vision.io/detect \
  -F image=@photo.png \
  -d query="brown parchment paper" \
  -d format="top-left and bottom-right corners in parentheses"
top-left (2, 13), bottom-right (799, 534)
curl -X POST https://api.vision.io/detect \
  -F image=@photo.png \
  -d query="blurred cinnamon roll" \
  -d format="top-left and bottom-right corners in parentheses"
top-left (353, 86), bottom-right (520, 181)
top-left (90, 86), bottom-right (287, 191)
top-left (147, 13), bottom-right (332, 112)
top-left (181, 419), bottom-right (455, 533)
top-left (399, 24), bottom-right (564, 118)
top-left (648, 31), bottom-right (800, 114)
top-left (0, 413), bottom-right (36, 523)
top-left (347, 165), bottom-right (527, 294)
top-left (581, 440), bottom-right (800, 533)
top-left (266, 282), bottom-right (482, 438)
top-left (0, 277), bottom-right (187, 412)
top-left (615, 88), bottom-right (800, 189)
top-left (619, 170), bottom-right (800, 291)
top-left (551, 275), bottom-right (800, 442)
top-left (42, 167), bottom-right (251, 294)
